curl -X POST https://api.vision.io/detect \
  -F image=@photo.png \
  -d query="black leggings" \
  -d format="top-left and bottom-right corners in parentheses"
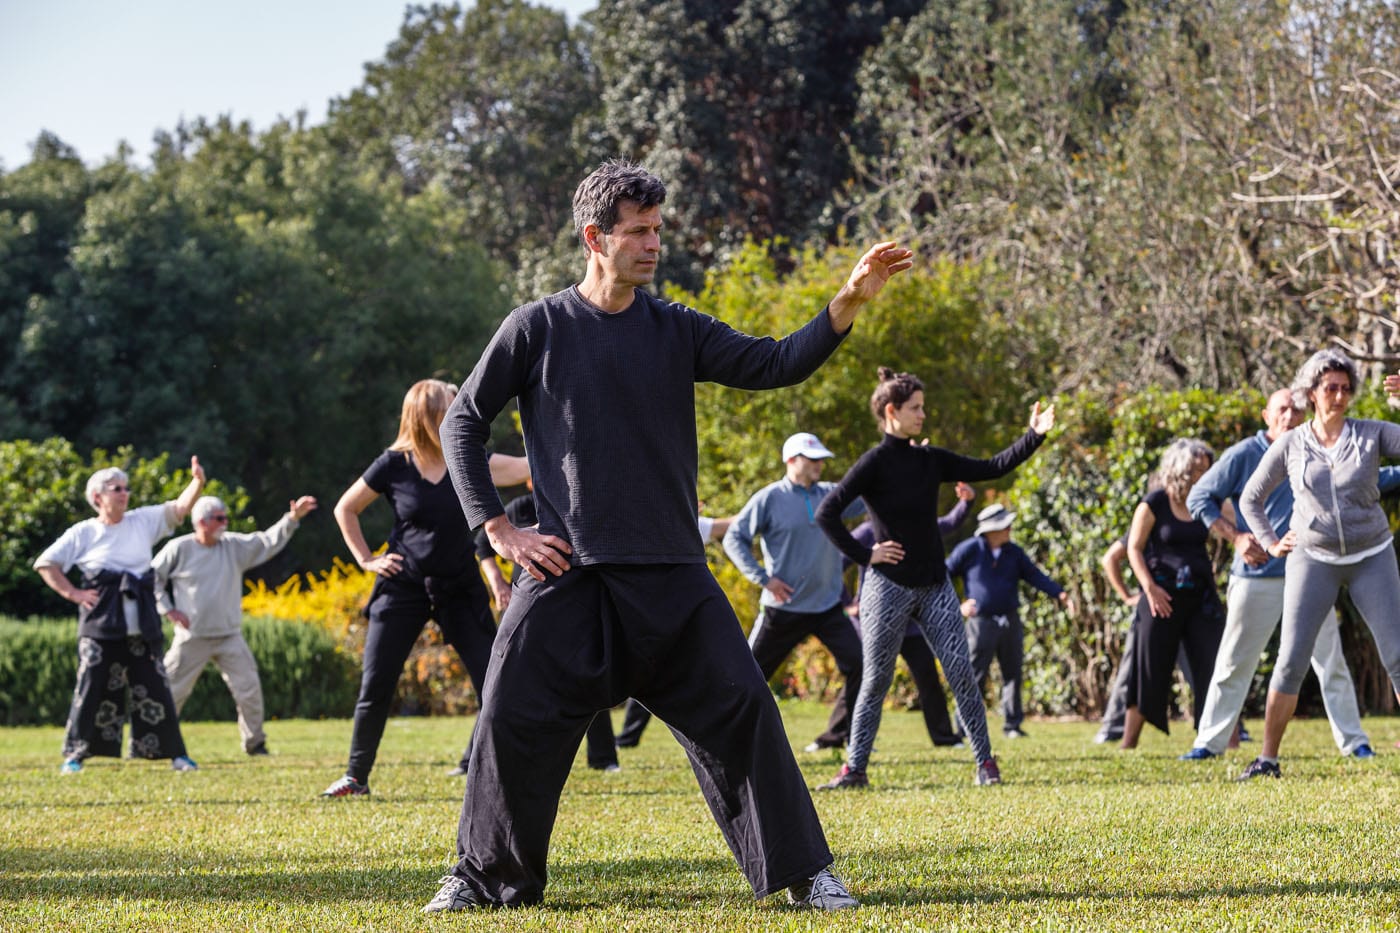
top-left (346, 573), bottom-right (496, 782)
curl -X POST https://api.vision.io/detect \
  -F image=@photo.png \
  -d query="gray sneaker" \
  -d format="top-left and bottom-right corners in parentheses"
top-left (787, 868), bottom-right (859, 910)
top-left (422, 874), bottom-right (483, 913)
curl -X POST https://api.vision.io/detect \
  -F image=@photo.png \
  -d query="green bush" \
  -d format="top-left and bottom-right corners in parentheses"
top-left (685, 242), bottom-right (1043, 706)
top-left (0, 615), bottom-right (357, 726)
top-left (0, 437), bottom-right (248, 619)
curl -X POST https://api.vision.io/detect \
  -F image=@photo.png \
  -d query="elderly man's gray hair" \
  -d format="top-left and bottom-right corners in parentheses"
top-left (85, 467), bottom-right (128, 512)
top-left (1292, 349), bottom-right (1360, 411)
top-left (192, 496), bottom-right (227, 524)
top-left (1159, 438), bottom-right (1213, 502)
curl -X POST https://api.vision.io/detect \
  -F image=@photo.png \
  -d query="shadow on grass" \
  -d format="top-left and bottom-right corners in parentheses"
top-left (8, 841), bottom-right (1400, 910)
top-left (0, 848), bottom-right (753, 909)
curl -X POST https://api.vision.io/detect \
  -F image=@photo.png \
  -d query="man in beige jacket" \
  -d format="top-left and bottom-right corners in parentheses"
top-left (153, 494), bottom-right (316, 755)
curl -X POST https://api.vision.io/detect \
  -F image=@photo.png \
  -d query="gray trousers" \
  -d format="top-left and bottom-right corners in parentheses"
top-left (1192, 575), bottom-right (1366, 755)
top-left (966, 612), bottom-right (1025, 731)
top-left (166, 631), bottom-right (266, 752)
top-left (1273, 547), bottom-right (1400, 699)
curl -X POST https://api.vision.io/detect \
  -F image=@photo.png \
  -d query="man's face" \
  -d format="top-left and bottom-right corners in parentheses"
top-left (1263, 389), bottom-right (1302, 438)
top-left (199, 510), bottom-right (229, 541)
top-left (591, 200), bottom-right (662, 287)
top-left (787, 454), bottom-right (826, 486)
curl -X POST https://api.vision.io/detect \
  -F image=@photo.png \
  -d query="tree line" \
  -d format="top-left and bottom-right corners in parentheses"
top-left (3, 0), bottom-right (1398, 609)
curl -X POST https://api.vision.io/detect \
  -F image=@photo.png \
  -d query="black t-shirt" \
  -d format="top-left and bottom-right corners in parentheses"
top-left (363, 449), bottom-right (474, 579)
top-left (1142, 488), bottom-right (1211, 588)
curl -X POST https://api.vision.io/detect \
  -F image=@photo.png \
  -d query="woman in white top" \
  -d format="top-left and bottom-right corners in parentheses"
top-left (34, 458), bottom-right (206, 774)
top-left (1237, 350), bottom-right (1400, 779)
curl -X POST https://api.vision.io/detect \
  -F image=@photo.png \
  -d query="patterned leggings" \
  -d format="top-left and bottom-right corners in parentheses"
top-left (849, 572), bottom-right (991, 770)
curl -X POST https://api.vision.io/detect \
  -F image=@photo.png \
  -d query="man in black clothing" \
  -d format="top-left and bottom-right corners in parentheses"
top-left (425, 160), bottom-right (911, 914)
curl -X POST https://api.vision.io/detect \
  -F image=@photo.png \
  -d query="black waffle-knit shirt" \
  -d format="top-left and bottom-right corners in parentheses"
top-left (442, 285), bottom-right (846, 566)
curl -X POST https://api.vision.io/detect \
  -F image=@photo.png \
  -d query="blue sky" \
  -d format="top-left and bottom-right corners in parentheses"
top-left (0, 0), bottom-right (595, 171)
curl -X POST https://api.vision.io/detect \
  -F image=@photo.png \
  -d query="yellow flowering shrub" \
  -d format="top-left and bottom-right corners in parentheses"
top-left (242, 557), bottom-right (374, 636)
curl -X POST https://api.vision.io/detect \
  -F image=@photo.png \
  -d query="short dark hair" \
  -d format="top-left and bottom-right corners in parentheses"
top-left (869, 366), bottom-right (925, 425)
top-left (572, 159), bottom-right (667, 249)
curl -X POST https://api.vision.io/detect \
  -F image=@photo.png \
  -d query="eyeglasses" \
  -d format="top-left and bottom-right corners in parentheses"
top-left (1318, 383), bottom-right (1354, 396)
top-left (104, 485), bottom-right (130, 493)
top-left (208, 514), bottom-right (229, 523)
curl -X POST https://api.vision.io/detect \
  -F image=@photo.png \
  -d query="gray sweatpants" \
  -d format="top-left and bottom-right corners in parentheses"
top-left (1272, 547), bottom-right (1400, 698)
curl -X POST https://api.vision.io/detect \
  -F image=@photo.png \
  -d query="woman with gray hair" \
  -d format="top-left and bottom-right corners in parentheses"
top-left (1121, 438), bottom-right (1223, 749)
top-left (33, 457), bottom-right (206, 773)
top-left (1236, 349), bottom-right (1400, 779)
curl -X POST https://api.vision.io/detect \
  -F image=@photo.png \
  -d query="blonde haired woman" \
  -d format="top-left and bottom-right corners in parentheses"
top-left (321, 380), bottom-right (527, 796)
top-left (1121, 439), bottom-right (1222, 749)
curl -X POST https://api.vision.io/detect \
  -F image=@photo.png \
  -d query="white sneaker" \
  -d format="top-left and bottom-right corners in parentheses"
top-left (171, 755), bottom-right (198, 772)
top-left (422, 874), bottom-right (484, 913)
top-left (787, 868), bottom-right (859, 910)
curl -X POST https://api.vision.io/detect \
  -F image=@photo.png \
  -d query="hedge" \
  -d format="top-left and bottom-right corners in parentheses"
top-left (0, 615), bottom-right (358, 726)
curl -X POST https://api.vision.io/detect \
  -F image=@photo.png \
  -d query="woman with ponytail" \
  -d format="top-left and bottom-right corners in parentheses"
top-left (815, 367), bottom-right (1055, 789)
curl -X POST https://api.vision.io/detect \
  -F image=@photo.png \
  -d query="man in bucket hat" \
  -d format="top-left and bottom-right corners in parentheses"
top-left (946, 503), bottom-right (1074, 739)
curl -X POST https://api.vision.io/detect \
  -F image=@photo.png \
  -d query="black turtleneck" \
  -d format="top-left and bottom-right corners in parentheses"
top-left (815, 429), bottom-right (1046, 587)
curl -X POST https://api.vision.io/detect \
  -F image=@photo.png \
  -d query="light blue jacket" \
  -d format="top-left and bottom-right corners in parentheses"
top-left (723, 478), bottom-right (865, 614)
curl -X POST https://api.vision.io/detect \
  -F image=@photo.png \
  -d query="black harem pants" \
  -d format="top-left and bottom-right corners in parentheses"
top-left (449, 563), bottom-right (833, 905)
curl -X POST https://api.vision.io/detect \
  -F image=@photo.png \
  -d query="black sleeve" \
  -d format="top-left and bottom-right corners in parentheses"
top-left (692, 307), bottom-right (845, 390)
top-left (931, 429), bottom-right (1046, 483)
top-left (816, 455), bottom-right (876, 567)
top-left (361, 450), bottom-right (397, 495)
top-left (443, 310), bottom-right (534, 529)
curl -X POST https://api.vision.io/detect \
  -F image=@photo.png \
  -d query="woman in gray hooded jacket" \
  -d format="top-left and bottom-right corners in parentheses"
top-left (1237, 349), bottom-right (1400, 779)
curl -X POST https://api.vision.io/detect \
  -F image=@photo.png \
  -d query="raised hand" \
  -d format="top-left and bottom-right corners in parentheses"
top-left (828, 241), bottom-right (915, 330)
top-left (289, 496), bottom-right (319, 521)
top-left (1029, 401), bottom-right (1056, 436)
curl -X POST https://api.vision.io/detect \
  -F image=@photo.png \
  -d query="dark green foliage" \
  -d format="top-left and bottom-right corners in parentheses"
top-left (0, 615), bottom-right (358, 726)
top-left (0, 438), bottom-right (247, 618)
top-left (590, 0), bottom-right (927, 291)
top-left (0, 123), bottom-right (507, 588)
top-left (327, 0), bottom-right (600, 297)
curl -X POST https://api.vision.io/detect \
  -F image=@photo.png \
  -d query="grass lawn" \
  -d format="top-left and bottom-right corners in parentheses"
top-left (3, 702), bottom-right (1400, 931)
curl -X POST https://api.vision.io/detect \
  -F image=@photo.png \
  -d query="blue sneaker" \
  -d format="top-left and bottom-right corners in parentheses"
top-left (1178, 747), bottom-right (1217, 761)
top-left (1352, 743), bottom-right (1376, 759)
top-left (60, 759), bottom-right (82, 774)
top-left (171, 755), bottom-right (199, 772)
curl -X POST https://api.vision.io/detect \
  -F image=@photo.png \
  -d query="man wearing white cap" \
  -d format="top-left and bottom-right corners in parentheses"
top-left (723, 433), bottom-right (866, 751)
top-left (946, 503), bottom-right (1073, 739)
